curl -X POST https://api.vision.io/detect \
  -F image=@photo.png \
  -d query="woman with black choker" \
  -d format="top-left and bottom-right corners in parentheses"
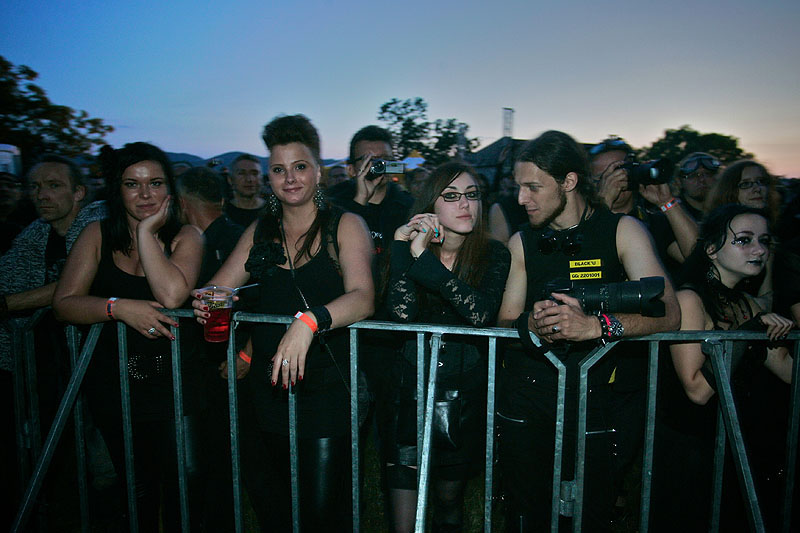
top-left (192, 114), bottom-right (374, 531)
top-left (382, 161), bottom-right (511, 532)
top-left (651, 204), bottom-right (794, 532)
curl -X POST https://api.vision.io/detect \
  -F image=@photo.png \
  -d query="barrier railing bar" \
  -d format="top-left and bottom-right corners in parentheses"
top-left (573, 341), bottom-right (617, 532)
top-left (708, 340), bottom-right (765, 532)
top-left (638, 339), bottom-right (660, 533)
top-left (783, 340), bottom-right (800, 533)
top-left (10, 310), bottom-right (799, 533)
top-left (287, 322), bottom-right (301, 533)
top-left (169, 322), bottom-right (190, 533)
top-left (415, 333), bottom-right (441, 533)
top-left (483, 336), bottom-right (497, 532)
top-left (349, 328), bottom-right (361, 533)
top-left (66, 326), bottom-right (90, 533)
top-left (117, 323), bottom-right (139, 533)
top-left (11, 323), bottom-right (102, 533)
top-left (12, 323), bottom-right (31, 497)
top-left (416, 332), bottom-right (425, 474)
top-left (227, 320), bottom-right (244, 533)
top-left (23, 321), bottom-right (42, 465)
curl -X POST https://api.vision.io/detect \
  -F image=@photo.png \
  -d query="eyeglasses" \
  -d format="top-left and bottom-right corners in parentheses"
top-left (737, 178), bottom-right (769, 190)
top-left (590, 138), bottom-right (630, 156)
top-left (680, 155), bottom-right (720, 176)
top-left (538, 229), bottom-right (583, 256)
top-left (439, 190), bottom-right (481, 202)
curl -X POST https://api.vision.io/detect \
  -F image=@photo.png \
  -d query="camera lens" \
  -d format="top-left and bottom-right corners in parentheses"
top-left (370, 160), bottom-right (386, 176)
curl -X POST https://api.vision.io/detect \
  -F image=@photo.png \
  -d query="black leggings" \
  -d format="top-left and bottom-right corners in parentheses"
top-left (92, 410), bottom-right (204, 532)
top-left (241, 427), bottom-right (352, 532)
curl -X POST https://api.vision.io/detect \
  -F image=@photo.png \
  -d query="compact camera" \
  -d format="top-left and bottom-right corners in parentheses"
top-left (367, 159), bottom-right (405, 181)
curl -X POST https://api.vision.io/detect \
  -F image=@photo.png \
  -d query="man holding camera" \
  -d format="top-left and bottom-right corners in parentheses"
top-left (327, 125), bottom-right (413, 257)
top-left (590, 137), bottom-right (698, 275)
top-left (496, 131), bottom-right (680, 532)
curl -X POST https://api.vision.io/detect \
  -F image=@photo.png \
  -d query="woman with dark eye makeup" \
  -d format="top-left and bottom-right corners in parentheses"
top-left (382, 161), bottom-right (511, 532)
top-left (651, 204), bottom-right (794, 532)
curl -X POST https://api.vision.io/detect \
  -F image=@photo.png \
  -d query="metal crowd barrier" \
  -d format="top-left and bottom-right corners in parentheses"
top-left (9, 310), bottom-right (800, 533)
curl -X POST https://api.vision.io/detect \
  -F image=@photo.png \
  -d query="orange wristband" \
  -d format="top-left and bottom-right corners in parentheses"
top-left (294, 311), bottom-right (318, 333)
top-left (238, 350), bottom-right (252, 364)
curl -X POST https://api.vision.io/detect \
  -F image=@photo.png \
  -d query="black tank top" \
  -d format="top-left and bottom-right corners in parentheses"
top-left (507, 207), bottom-right (626, 387)
top-left (246, 209), bottom-right (351, 437)
top-left (86, 225), bottom-right (200, 419)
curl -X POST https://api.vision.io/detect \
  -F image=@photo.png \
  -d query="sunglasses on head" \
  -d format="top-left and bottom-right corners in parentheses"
top-left (538, 228), bottom-right (583, 256)
top-left (680, 155), bottom-right (721, 176)
top-left (590, 139), bottom-right (630, 156)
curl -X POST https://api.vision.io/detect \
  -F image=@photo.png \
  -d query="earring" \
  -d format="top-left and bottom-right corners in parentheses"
top-left (313, 185), bottom-right (325, 210)
top-left (268, 194), bottom-right (281, 217)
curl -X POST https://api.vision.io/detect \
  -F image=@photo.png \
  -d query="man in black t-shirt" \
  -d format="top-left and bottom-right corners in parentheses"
top-left (327, 125), bottom-right (413, 258)
top-left (676, 152), bottom-right (721, 222)
top-left (176, 166), bottom-right (248, 532)
top-left (225, 153), bottom-right (265, 227)
top-left (496, 131), bottom-right (680, 532)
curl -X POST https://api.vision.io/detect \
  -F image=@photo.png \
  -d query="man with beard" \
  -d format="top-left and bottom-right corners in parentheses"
top-left (495, 131), bottom-right (680, 532)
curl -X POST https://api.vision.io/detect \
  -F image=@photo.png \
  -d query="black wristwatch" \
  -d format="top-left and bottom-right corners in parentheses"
top-left (597, 313), bottom-right (624, 342)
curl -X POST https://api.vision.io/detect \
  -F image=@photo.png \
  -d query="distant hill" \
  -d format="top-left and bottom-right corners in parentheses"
top-left (166, 151), bottom-right (340, 170)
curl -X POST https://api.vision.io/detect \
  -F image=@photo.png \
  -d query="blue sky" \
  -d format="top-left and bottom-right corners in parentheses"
top-left (3, 1), bottom-right (799, 175)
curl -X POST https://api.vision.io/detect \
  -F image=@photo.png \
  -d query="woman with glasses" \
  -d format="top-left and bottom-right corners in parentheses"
top-left (651, 204), bottom-right (793, 532)
top-left (705, 160), bottom-right (781, 224)
top-left (381, 161), bottom-right (511, 532)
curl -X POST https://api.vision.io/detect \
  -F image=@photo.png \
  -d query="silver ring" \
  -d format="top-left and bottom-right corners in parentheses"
top-left (282, 359), bottom-right (289, 367)
top-left (147, 327), bottom-right (157, 335)
top-left (551, 325), bottom-right (560, 333)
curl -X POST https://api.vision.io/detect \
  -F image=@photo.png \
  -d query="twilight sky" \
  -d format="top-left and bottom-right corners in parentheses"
top-left (3, 1), bottom-right (799, 176)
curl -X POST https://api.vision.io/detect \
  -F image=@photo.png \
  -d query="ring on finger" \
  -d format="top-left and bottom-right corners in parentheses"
top-left (147, 327), bottom-right (157, 335)
top-left (551, 325), bottom-right (560, 333)
top-left (282, 359), bottom-right (289, 367)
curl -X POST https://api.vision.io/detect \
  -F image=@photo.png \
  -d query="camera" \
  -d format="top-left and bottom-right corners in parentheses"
top-left (367, 159), bottom-right (405, 181)
top-left (620, 156), bottom-right (674, 186)
top-left (542, 276), bottom-right (666, 317)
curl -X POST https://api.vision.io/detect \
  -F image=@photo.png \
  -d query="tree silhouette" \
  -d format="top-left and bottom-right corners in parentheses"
top-left (640, 125), bottom-right (752, 166)
top-left (0, 55), bottom-right (113, 169)
top-left (377, 97), bottom-right (478, 166)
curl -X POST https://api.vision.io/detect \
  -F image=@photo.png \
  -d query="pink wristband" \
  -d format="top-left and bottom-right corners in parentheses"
top-left (659, 198), bottom-right (677, 213)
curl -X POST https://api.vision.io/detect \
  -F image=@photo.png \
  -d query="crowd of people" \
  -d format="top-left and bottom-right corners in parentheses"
top-left (1, 118), bottom-right (799, 532)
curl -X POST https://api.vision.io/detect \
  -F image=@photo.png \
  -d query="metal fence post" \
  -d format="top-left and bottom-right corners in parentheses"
top-left (66, 326), bottom-right (90, 533)
top-left (12, 323), bottom-right (102, 533)
top-left (638, 339), bottom-right (660, 533)
top-left (706, 339), bottom-right (765, 532)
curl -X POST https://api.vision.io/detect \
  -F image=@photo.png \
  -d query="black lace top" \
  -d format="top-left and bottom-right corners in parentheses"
top-left (388, 239), bottom-right (511, 327)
